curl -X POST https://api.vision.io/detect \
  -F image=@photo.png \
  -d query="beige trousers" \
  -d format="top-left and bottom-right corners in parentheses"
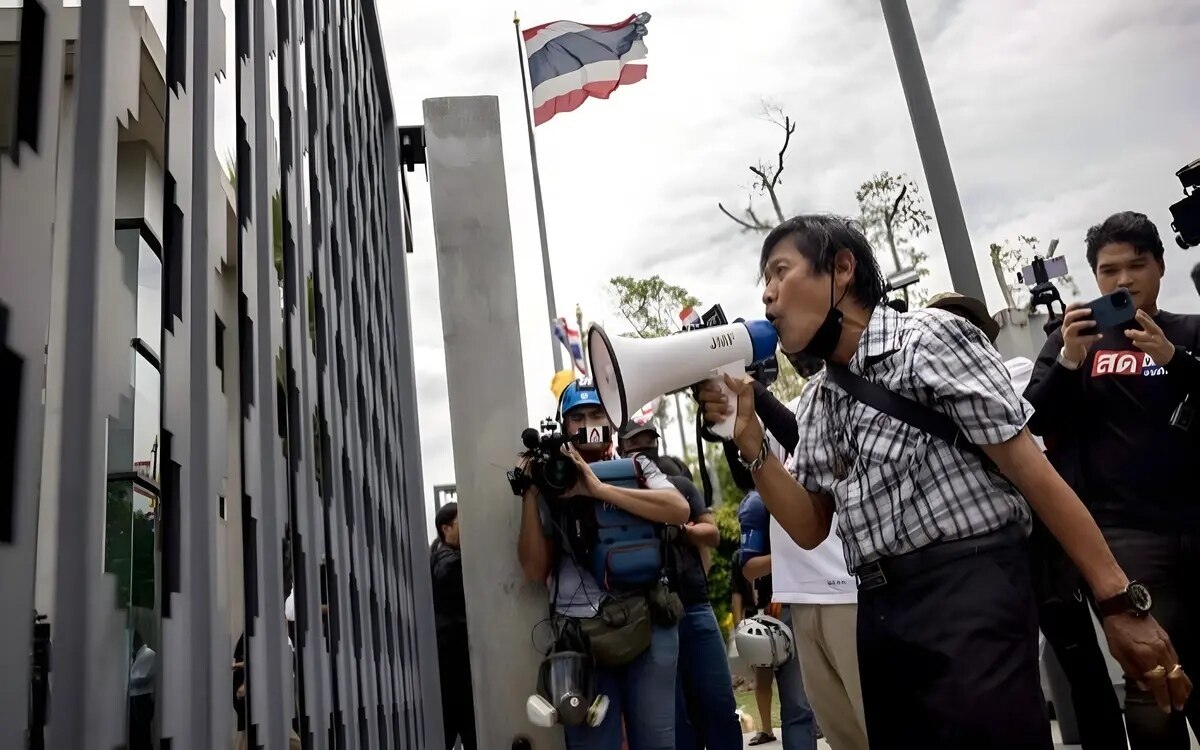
top-left (790, 603), bottom-right (869, 750)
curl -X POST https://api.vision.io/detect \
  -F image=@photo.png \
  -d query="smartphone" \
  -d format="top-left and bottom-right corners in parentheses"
top-left (1083, 288), bottom-right (1137, 330)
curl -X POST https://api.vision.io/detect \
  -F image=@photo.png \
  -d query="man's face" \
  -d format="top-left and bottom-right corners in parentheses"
top-left (762, 238), bottom-right (846, 354)
top-left (1093, 242), bottom-right (1163, 312)
top-left (618, 431), bottom-right (657, 457)
top-left (442, 517), bottom-right (460, 548)
top-left (564, 404), bottom-right (612, 458)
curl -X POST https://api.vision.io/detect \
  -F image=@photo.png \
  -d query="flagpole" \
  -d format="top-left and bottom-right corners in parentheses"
top-left (515, 11), bottom-right (564, 372)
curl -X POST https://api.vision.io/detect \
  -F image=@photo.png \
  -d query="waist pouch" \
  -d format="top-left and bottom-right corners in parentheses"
top-left (578, 593), bottom-right (652, 668)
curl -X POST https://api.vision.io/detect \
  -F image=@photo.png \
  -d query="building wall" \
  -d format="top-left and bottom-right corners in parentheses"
top-left (0, 2), bottom-right (440, 748)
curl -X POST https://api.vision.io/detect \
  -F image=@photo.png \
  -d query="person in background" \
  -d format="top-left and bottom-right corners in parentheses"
top-left (730, 518), bottom-right (777, 747)
top-left (930, 290), bottom-right (1128, 750)
top-left (431, 502), bottom-right (477, 750)
top-left (619, 424), bottom-right (742, 750)
top-left (1027, 211), bottom-right (1200, 749)
top-left (128, 631), bottom-right (156, 750)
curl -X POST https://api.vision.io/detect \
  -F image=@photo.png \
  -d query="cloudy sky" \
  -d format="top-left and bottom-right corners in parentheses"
top-left (371, 0), bottom-right (1199, 531)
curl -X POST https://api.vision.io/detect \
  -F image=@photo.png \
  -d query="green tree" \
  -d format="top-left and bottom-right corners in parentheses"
top-left (856, 171), bottom-right (933, 304)
top-left (989, 235), bottom-right (1078, 311)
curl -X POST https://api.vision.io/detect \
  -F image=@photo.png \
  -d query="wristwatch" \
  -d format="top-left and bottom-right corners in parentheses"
top-left (1097, 581), bottom-right (1153, 618)
top-left (1056, 346), bottom-right (1082, 371)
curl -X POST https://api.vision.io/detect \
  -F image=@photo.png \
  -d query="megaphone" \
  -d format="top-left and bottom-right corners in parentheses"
top-left (587, 320), bottom-right (778, 440)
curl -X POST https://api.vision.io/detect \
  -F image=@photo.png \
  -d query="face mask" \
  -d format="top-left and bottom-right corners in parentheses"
top-left (568, 417), bottom-right (612, 448)
top-left (786, 351), bottom-right (825, 378)
top-left (801, 272), bottom-right (847, 360)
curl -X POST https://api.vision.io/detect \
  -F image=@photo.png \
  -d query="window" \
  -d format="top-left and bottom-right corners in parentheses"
top-left (215, 314), bottom-right (226, 392)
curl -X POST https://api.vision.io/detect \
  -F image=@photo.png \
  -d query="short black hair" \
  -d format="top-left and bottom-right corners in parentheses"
top-left (761, 214), bottom-right (887, 307)
top-left (1191, 262), bottom-right (1200, 297)
top-left (1085, 211), bottom-right (1165, 271)
top-left (434, 502), bottom-right (458, 540)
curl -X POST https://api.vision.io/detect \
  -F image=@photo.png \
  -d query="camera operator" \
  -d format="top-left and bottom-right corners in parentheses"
top-left (721, 355), bottom-right (866, 750)
top-left (699, 214), bottom-right (1189, 748)
top-left (516, 380), bottom-right (689, 750)
top-left (1026, 211), bottom-right (1200, 749)
top-left (930, 291), bottom-right (1127, 750)
top-left (617, 423), bottom-right (742, 750)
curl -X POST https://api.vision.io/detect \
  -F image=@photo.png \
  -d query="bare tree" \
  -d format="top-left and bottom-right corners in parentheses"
top-left (718, 105), bottom-right (796, 233)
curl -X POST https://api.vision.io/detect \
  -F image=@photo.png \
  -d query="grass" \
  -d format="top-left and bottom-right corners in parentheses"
top-left (733, 682), bottom-right (783, 734)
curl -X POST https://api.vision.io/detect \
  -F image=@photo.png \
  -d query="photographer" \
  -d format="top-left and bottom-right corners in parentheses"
top-left (1026, 211), bottom-right (1200, 749)
top-left (700, 214), bottom-right (1189, 748)
top-left (516, 380), bottom-right (689, 750)
top-left (617, 423), bottom-right (742, 750)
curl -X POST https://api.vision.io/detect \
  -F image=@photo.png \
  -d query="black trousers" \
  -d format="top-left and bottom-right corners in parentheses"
top-left (438, 634), bottom-right (478, 750)
top-left (1102, 526), bottom-right (1199, 750)
top-left (857, 534), bottom-right (1053, 750)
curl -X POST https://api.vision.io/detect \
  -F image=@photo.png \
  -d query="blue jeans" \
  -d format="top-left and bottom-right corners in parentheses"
top-left (675, 603), bottom-right (743, 750)
top-left (565, 624), bottom-right (679, 750)
top-left (774, 607), bottom-right (817, 750)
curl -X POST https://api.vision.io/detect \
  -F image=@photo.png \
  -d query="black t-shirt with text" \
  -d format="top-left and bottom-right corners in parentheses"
top-left (1027, 310), bottom-right (1200, 530)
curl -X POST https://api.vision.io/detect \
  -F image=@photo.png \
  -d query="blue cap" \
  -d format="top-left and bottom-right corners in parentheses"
top-left (558, 381), bottom-right (601, 419)
top-left (743, 319), bottom-right (779, 364)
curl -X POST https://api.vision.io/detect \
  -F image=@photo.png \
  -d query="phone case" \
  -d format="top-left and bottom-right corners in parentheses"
top-left (1085, 289), bottom-right (1137, 330)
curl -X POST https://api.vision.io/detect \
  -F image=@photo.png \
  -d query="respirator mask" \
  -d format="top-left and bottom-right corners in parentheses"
top-left (525, 637), bottom-right (610, 728)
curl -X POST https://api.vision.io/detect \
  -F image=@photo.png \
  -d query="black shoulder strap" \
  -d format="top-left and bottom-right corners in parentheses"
top-left (825, 364), bottom-right (998, 472)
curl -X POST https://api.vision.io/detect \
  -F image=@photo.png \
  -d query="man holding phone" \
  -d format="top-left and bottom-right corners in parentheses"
top-left (1026, 211), bottom-right (1200, 749)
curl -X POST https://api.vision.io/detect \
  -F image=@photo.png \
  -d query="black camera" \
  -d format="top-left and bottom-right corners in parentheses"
top-left (509, 420), bottom-right (579, 498)
top-left (1170, 158), bottom-right (1200, 250)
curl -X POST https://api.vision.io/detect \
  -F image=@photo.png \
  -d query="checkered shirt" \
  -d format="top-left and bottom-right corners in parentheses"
top-left (788, 304), bottom-right (1033, 572)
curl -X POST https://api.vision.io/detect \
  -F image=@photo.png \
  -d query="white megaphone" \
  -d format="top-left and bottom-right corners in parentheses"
top-left (587, 320), bottom-right (778, 440)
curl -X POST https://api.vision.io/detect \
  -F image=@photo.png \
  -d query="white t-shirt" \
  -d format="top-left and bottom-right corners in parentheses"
top-left (767, 395), bottom-right (857, 605)
top-left (1004, 357), bottom-right (1043, 450)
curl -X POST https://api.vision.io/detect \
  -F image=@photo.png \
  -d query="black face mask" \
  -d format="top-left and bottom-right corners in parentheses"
top-left (785, 351), bottom-right (825, 378)
top-left (801, 273), bottom-right (847, 360)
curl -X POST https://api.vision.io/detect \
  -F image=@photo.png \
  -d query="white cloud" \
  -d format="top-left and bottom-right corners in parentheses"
top-left (373, 0), bottom-right (1200, 534)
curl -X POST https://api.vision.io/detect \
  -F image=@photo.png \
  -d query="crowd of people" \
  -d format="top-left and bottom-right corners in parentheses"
top-left (426, 209), bottom-right (1199, 750)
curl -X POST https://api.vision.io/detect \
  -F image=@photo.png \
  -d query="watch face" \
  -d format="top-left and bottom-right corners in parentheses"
top-left (1128, 582), bottom-right (1153, 612)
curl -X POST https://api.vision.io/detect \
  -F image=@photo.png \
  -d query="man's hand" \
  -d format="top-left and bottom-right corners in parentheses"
top-left (236, 684), bottom-right (247, 700)
top-left (1061, 303), bottom-right (1102, 365)
top-left (697, 374), bottom-right (763, 457)
top-left (1126, 310), bottom-right (1176, 366)
top-left (1103, 614), bottom-right (1191, 713)
top-left (559, 444), bottom-right (603, 498)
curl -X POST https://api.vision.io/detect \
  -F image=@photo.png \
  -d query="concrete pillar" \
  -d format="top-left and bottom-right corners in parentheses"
top-left (424, 95), bottom-right (561, 750)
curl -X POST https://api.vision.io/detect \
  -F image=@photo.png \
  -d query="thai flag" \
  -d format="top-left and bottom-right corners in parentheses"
top-left (554, 317), bottom-right (589, 375)
top-left (523, 13), bottom-right (651, 126)
top-left (631, 398), bottom-right (660, 427)
top-left (679, 306), bottom-right (700, 328)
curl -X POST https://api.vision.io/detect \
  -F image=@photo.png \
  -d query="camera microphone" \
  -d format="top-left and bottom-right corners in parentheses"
top-left (521, 428), bottom-right (540, 451)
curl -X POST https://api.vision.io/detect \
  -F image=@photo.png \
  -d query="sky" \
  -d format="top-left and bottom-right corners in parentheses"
top-left (372, 0), bottom-right (1200, 534)
top-left (93, 0), bottom-right (1199, 537)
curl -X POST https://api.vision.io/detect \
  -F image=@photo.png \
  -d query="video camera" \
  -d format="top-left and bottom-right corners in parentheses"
top-left (1170, 158), bottom-right (1200, 250)
top-left (682, 304), bottom-right (779, 388)
top-left (508, 420), bottom-right (579, 499)
top-left (1017, 252), bottom-right (1069, 320)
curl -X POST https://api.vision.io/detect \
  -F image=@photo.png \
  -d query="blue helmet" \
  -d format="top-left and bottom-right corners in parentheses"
top-left (558, 380), bottom-right (602, 421)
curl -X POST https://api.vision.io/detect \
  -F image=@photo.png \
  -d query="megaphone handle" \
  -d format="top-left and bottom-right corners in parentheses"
top-left (708, 362), bottom-right (746, 441)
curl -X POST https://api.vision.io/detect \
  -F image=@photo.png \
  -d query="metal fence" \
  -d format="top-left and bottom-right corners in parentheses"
top-left (0, 1), bottom-right (441, 748)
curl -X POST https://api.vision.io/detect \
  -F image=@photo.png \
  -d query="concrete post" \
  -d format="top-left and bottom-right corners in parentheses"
top-left (879, 0), bottom-right (986, 301)
top-left (424, 96), bottom-right (562, 750)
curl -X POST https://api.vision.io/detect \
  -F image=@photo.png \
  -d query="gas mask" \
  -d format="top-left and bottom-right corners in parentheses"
top-left (525, 650), bottom-right (610, 728)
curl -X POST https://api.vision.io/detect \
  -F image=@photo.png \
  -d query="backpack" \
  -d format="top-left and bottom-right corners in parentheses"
top-left (585, 459), bottom-right (664, 591)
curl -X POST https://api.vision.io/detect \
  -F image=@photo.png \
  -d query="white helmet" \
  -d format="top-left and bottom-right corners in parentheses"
top-left (733, 614), bottom-right (795, 668)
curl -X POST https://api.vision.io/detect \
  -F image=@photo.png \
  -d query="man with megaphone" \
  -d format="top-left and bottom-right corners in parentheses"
top-left (687, 214), bottom-right (1190, 749)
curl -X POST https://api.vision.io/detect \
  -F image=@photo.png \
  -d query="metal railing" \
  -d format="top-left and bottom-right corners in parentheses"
top-left (0, 1), bottom-right (441, 747)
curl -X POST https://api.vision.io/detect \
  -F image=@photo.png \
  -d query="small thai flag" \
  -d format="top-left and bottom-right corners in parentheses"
top-left (631, 398), bottom-right (659, 426)
top-left (554, 317), bottom-right (589, 375)
top-left (679, 306), bottom-right (700, 328)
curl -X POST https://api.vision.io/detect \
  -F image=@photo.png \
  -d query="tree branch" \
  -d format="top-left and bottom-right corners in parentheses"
top-left (885, 183), bottom-right (908, 227)
top-left (718, 202), bottom-right (762, 231)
